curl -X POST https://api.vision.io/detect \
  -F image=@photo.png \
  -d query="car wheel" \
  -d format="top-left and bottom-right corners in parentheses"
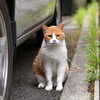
top-left (0, 0), bottom-right (13, 100)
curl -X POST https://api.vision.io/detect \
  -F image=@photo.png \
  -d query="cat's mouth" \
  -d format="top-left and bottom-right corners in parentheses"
top-left (52, 43), bottom-right (57, 44)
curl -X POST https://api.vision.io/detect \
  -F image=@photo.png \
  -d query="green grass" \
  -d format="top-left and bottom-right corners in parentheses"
top-left (84, 0), bottom-right (100, 83)
top-left (88, 0), bottom-right (97, 26)
top-left (74, 7), bottom-right (86, 29)
top-left (65, 2), bottom-right (100, 83)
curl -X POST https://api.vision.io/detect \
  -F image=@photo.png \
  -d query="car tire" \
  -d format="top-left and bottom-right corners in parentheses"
top-left (36, 0), bottom-right (62, 45)
top-left (0, 0), bottom-right (13, 100)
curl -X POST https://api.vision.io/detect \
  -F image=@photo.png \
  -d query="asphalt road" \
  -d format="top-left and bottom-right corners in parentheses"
top-left (10, 34), bottom-right (61, 100)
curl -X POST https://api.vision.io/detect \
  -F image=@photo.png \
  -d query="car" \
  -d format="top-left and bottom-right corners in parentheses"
top-left (0, 0), bottom-right (61, 100)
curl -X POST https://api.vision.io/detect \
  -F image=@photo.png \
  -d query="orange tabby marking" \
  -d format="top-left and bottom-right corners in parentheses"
top-left (33, 48), bottom-right (45, 77)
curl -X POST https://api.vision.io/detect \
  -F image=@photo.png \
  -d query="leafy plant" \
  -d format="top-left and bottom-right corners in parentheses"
top-left (74, 7), bottom-right (86, 29)
top-left (88, 0), bottom-right (97, 26)
top-left (84, 0), bottom-right (100, 83)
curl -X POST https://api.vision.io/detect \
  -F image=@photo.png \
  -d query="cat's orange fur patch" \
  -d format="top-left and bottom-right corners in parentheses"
top-left (33, 47), bottom-right (45, 77)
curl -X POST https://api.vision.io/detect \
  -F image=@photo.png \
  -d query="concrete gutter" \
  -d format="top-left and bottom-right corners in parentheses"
top-left (60, 12), bottom-right (90, 100)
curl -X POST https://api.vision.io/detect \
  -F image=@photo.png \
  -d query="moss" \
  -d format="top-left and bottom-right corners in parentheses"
top-left (90, 93), bottom-right (94, 100)
top-left (88, 80), bottom-right (95, 100)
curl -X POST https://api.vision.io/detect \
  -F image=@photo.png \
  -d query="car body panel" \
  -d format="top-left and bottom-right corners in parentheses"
top-left (16, 16), bottom-right (52, 46)
top-left (15, 0), bottom-right (56, 39)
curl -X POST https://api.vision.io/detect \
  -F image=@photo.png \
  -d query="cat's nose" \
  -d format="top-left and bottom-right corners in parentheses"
top-left (53, 40), bottom-right (56, 43)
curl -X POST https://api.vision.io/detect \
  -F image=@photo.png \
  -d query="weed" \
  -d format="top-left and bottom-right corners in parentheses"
top-left (84, 0), bottom-right (100, 83)
top-left (88, 2), bottom-right (97, 26)
top-left (74, 7), bottom-right (86, 29)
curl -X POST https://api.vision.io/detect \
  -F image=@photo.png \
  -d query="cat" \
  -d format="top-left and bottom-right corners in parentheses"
top-left (33, 23), bottom-right (69, 91)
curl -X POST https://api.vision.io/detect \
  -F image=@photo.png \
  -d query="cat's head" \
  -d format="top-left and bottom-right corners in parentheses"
top-left (42, 23), bottom-right (65, 46)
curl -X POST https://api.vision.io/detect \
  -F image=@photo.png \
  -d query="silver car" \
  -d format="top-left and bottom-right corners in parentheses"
top-left (0, 0), bottom-right (61, 100)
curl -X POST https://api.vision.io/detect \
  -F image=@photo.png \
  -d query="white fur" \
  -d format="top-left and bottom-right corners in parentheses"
top-left (49, 33), bottom-right (59, 44)
top-left (40, 33), bottom-right (68, 91)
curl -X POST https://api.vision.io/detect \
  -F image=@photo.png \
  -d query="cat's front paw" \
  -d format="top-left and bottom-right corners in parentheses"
top-left (38, 83), bottom-right (45, 88)
top-left (45, 85), bottom-right (52, 91)
top-left (56, 85), bottom-right (63, 91)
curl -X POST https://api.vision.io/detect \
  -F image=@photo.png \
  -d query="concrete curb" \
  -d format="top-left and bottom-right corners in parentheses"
top-left (94, 4), bottom-right (99, 100)
top-left (94, 79), bottom-right (99, 100)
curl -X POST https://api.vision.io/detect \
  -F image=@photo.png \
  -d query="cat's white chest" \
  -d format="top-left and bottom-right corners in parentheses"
top-left (42, 44), bottom-right (67, 63)
top-left (50, 60), bottom-right (58, 76)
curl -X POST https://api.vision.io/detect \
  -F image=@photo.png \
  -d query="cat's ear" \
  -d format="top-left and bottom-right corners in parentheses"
top-left (57, 23), bottom-right (63, 31)
top-left (42, 25), bottom-right (48, 34)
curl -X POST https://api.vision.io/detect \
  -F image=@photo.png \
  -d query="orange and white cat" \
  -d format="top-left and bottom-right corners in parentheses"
top-left (33, 23), bottom-right (69, 91)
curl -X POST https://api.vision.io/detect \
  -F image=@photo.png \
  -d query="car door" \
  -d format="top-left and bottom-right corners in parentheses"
top-left (15, 0), bottom-right (56, 38)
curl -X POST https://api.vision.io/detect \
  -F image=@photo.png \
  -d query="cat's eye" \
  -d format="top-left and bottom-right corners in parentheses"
top-left (57, 34), bottom-right (60, 37)
top-left (48, 35), bottom-right (52, 38)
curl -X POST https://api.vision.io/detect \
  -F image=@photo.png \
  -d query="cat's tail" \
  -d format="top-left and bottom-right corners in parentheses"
top-left (33, 57), bottom-right (45, 77)
top-left (33, 47), bottom-right (45, 78)
top-left (33, 57), bottom-right (46, 88)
